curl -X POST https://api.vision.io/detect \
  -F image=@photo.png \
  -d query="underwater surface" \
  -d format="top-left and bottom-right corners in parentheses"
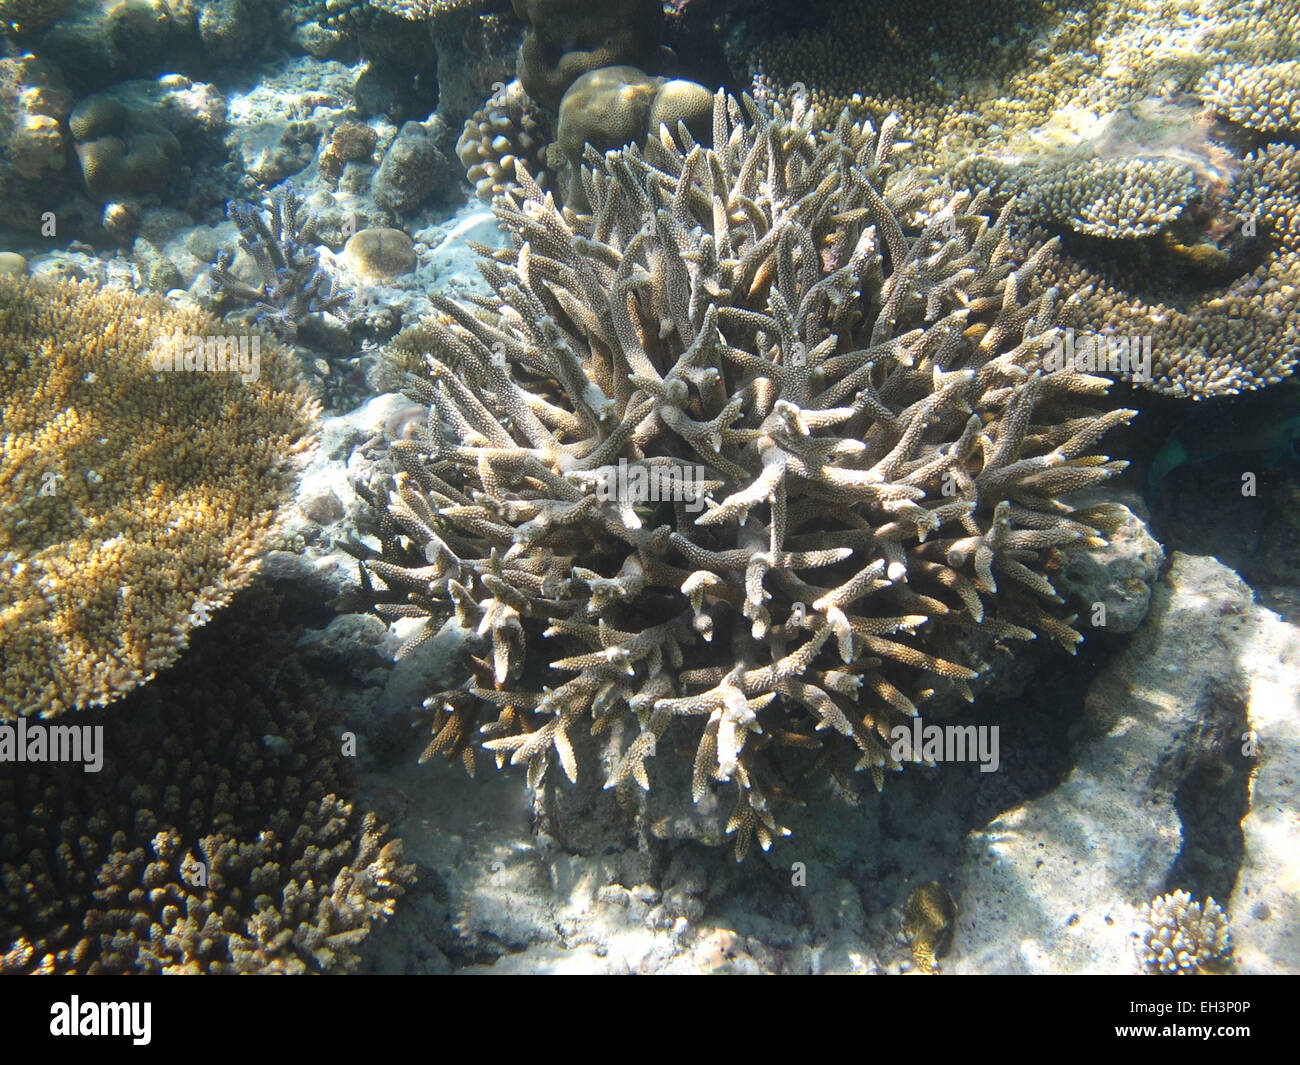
top-left (0, 0), bottom-right (1297, 975)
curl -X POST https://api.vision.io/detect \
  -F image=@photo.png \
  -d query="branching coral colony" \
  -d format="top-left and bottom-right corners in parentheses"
top-left (211, 183), bottom-right (351, 339)
top-left (350, 93), bottom-right (1135, 857)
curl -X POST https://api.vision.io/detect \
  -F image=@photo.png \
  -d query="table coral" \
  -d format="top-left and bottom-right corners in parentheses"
top-left (0, 275), bottom-right (318, 717)
top-left (747, 0), bottom-right (1300, 398)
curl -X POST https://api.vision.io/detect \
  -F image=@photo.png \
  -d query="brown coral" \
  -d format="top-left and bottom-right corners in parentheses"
top-left (0, 589), bottom-right (413, 974)
top-left (349, 94), bottom-right (1133, 857)
top-left (0, 276), bottom-right (318, 717)
top-left (456, 78), bottom-right (553, 201)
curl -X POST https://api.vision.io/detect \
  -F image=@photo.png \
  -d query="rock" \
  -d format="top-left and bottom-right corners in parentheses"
top-left (0, 252), bottom-right (29, 278)
top-left (952, 553), bottom-right (1294, 973)
top-left (373, 120), bottom-right (459, 214)
top-left (1228, 588), bottom-right (1300, 973)
top-left (1057, 501), bottom-right (1165, 633)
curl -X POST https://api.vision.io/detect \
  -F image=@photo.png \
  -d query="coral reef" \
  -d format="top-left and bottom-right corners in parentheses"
top-left (0, 0), bottom-right (73, 35)
top-left (211, 183), bottom-right (352, 338)
top-left (34, 0), bottom-right (287, 94)
top-left (0, 53), bottom-right (77, 234)
top-left (1137, 890), bottom-right (1234, 974)
top-left (349, 93), bottom-right (1134, 858)
top-left (0, 589), bottom-right (413, 974)
top-left (746, 0), bottom-right (1300, 398)
top-left (0, 275), bottom-right (318, 717)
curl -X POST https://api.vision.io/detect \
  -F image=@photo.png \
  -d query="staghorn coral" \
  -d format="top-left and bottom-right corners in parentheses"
top-left (748, 0), bottom-right (1300, 398)
top-left (0, 589), bottom-right (413, 974)
top-left (349, 93), bottom-right (1134, 858)
top-left (211, 183), bottom-right (353, 339)
top-left (0, 275), bottom-right (318, 717)
top-left (1137, 890), bottom-right (1234, 974)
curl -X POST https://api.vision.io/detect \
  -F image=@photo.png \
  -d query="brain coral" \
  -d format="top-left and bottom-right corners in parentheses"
top-left (0, 588), bottom-right (412, 974)
top-left (0, 276), bottom-right (318, 717)
top-left (350, 93), bottom-right (1134, 857)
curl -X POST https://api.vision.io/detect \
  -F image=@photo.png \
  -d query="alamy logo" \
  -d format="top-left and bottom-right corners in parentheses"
top-left (50, 996), bottom-right (151, 1044)
top-left (889, 717), bottom-right (1000, 773)
top-left (0, 718), bottom-right (103, 772)
top-left (1043, 328), bottom-right (1152, 382)
top-left (595, 458), bottom-right (708, 513)
top-left (150, 331), bottom-right (261, 383)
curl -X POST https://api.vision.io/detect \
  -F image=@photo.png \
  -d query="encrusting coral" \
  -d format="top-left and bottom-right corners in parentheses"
top-left (1137, 890), bottom-right (1234, 974)
top-left (349, 92), bottom-right (1134, 857)
top-left (0, 589), bottom-right (413, 974)
top-left (0, 275), bottom-right (318, 718)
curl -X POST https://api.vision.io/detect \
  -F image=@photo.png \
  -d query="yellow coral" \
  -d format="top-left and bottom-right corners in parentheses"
top-left (0, 276), bottom-right (318, 717)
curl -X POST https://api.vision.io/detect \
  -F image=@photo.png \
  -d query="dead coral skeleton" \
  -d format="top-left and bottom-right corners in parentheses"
top-left (349, 92), bottom-right (1133, 857)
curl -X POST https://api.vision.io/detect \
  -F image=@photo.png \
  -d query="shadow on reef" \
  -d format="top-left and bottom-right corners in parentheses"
top-left (1137, 382), bottom-right (1300, 615)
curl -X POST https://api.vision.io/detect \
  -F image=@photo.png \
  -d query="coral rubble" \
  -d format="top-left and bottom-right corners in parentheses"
top-left (350, 93), bottom-right (1134, 857)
